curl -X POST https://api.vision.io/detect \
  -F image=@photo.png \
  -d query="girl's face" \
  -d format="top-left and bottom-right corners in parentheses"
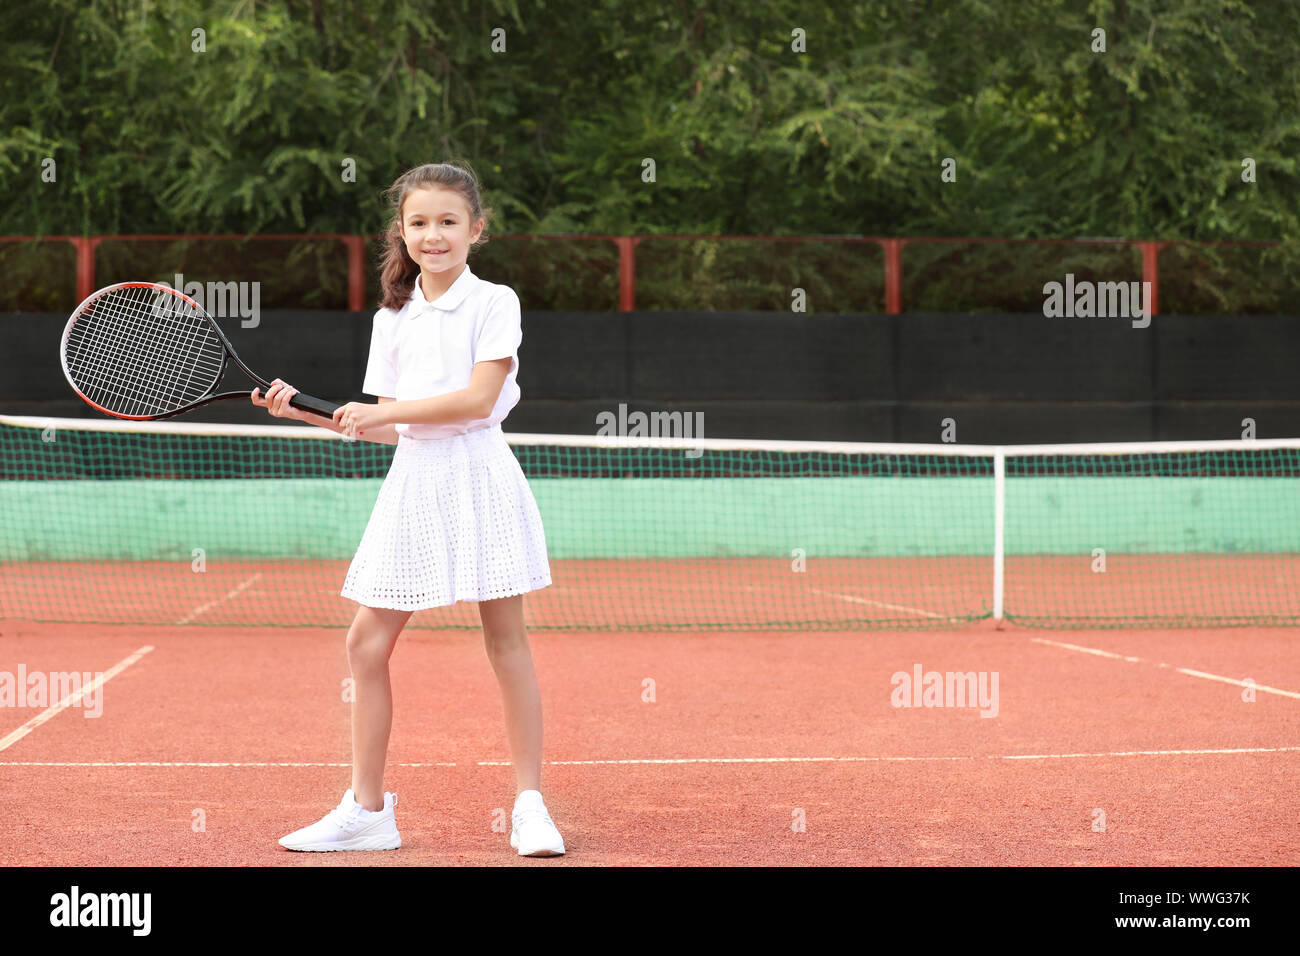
top-left (400, 186), bottom-right (482, 281)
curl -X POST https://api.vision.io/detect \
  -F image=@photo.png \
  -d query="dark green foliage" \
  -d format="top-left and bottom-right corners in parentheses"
top-left (2, 0), bottom-right (1298, 311)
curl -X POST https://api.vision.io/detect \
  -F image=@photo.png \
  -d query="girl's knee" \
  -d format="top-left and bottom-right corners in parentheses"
top-left (347, 623), bottom-right (394, 669)
top-left (483, 626), bottom-right (529, 659)
top-left (345, 607), bottom-right (408, 667)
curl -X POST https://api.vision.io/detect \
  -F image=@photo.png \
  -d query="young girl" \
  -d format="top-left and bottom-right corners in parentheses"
top-left (254, 161), bottom-right (564, 857)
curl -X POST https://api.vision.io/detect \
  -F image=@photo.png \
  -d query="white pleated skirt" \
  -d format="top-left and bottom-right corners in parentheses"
top-left (340, 425), bottom-right (552, 610)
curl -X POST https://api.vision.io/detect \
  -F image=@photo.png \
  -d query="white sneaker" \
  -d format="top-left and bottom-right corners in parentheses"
top-left (509, 790), bottom-right (565, 856)
top-left (278, 788), bottom-right (401, 851)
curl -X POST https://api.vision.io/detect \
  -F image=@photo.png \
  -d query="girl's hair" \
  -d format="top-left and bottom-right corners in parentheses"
top-left (377, 161), bottom-right (494, 311)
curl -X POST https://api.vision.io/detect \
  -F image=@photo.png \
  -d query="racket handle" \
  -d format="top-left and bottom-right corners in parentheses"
top-left (289, 393), bottom-right (340, 418)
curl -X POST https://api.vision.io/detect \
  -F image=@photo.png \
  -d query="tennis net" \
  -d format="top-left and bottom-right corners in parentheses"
top-left (1, 414), bottom-right (1298, 630)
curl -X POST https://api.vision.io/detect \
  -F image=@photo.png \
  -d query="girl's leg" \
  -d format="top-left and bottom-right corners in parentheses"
top-left (347, 604), bottom-right (413, 811)
top-left (478, 594), bottom-right (543, 796)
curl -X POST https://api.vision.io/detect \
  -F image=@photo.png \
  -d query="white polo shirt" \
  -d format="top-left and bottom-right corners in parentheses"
top-left (361, 265), bottom-right (523, 440)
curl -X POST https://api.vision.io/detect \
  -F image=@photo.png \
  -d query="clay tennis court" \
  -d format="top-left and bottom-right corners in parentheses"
top-left (2, 420), bottom-right (1297, 865)
top-left (2, 564), bottom-right (1296, 866)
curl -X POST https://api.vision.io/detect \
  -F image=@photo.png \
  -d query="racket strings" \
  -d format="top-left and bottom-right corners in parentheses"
top-left (68, 291), bottom-right (209, 415)
top-left (65, 286), bottom-right (226, 417)
top-left (66, 289), bottom-right (167, 409)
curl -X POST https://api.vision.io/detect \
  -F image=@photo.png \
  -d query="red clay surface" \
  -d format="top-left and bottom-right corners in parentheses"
top-left (5, 554), bottom-right (1298, 630)
top-left (1, 616), bottom-right (1296, 866)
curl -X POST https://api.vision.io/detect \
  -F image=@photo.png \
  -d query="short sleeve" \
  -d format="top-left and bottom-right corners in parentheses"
top-left (473, 289), bottom-right (522, 364)
top-left (361, 312), bottom-right (398, 397)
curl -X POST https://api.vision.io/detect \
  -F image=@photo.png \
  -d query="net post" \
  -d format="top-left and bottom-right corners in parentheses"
top-left (993, 449), bottom-right (1005, 622)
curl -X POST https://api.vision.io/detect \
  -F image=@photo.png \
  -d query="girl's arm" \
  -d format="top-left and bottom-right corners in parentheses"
top-left (330, 358), bottom-right (511, 438)
top-left (381, 358), bottom-right (511, 428)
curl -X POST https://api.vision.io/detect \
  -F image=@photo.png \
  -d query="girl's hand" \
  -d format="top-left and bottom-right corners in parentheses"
top-left (252, 379), bottom-right (305, 420)
top-left (333, 401), bottom-right (389, 440)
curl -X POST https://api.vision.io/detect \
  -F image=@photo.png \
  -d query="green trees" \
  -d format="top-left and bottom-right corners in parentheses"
top-left (2, 0), bottom-right (1297, 241)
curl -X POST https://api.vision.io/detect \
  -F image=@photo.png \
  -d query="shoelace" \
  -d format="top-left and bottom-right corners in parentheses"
top-left (326, 801), bottom-right (368, 829)
top-left (513, 805), bottom-right (554, 829)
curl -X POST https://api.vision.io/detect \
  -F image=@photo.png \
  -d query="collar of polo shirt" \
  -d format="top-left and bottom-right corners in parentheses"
top-left (406, 266), bottom-right (477, 319)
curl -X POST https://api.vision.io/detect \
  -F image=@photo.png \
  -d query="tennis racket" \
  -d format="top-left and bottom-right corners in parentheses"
top-left (60, 281), bottom-right (340, 421)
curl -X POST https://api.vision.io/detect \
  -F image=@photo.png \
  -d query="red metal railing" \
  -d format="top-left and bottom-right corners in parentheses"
top-left (0, 233), bottom-right (1285, 314)
top-left (1, 234), bottom-right (368, 310)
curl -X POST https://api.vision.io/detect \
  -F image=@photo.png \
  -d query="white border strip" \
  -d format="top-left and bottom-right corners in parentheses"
top-left (5, 414), bottom-right (1300, 457)
top-left (0, 414), bottom-right (340, 440)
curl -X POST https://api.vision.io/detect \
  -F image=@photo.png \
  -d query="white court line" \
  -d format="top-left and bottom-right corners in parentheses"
top-left (479, 747), bottom-right (1300, 765)
top-left (4, 747), bottom-right (1298, 768)
top-left (0, 761), bottom-right (456, 767)
top-left (1175, 668), bottom-right (1300, 700)
top-left (0, 645), bottom-right (154, 752)
top-left (1032, 637), bottom-right (1141, 663)
top-left (174, 573), bottom-right (262, 625)
top-left (1031, 637), bottom-right (1300, 699)
top-left (1000, 747), bottom-right (1300, 759)
top-left (810, 588), bottom-right (952, 621)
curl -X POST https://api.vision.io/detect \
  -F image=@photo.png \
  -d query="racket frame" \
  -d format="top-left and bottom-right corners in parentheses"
top-left (60, 281), bottom-right (339, 421)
